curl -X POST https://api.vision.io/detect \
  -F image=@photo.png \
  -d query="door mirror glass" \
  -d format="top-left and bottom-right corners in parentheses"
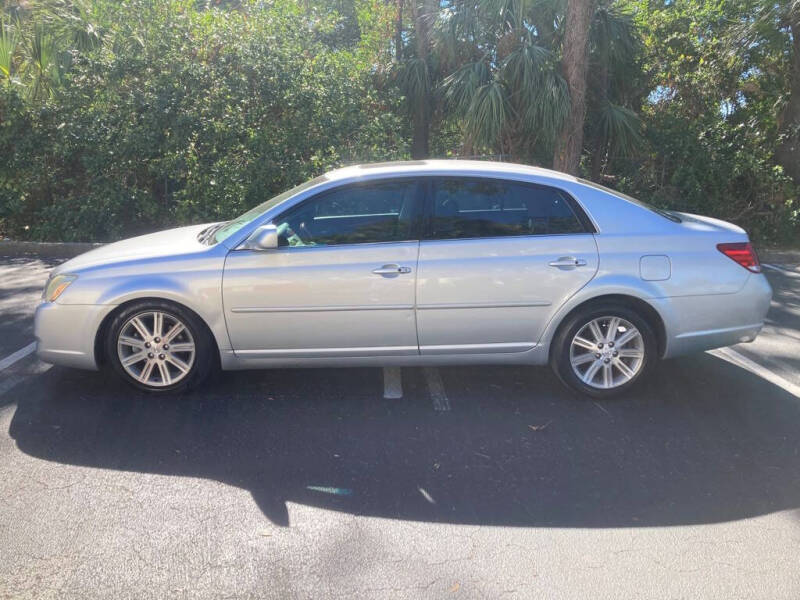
top-left (242, 223), bottom-right (279, 250)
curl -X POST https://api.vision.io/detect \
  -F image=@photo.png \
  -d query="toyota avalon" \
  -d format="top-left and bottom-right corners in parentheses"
top-left (34, 161), bottom-right (772, 398)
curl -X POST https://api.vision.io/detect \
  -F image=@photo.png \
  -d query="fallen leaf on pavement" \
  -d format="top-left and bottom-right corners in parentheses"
top-left (528, 420), bottom-right (552, 431)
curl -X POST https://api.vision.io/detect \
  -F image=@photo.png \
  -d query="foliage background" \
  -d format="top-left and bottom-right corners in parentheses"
top-left (0, 0), bottom-right (798, 243)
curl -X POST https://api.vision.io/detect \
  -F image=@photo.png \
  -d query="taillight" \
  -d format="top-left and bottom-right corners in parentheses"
top-left (717, 242), bottom-right (761, 273)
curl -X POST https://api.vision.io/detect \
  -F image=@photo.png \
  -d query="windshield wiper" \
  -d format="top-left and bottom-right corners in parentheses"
top-left (197, 222), bottom-right (227, 245)
top-left (655, 208), bottom-right (682, 223)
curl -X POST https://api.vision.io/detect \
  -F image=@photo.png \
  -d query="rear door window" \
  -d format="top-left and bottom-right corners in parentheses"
top-left (428, 178), bottom-right (587, 240)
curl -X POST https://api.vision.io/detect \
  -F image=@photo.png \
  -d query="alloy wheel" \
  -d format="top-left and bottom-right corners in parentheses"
top-left (569, 316), bottom-right (645, 389)
top-left (116, 311), bottom-right (196, 388)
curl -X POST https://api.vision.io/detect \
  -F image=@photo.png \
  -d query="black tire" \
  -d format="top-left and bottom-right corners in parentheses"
top-left (105, 299), bottom-right (216, 393)
top-left (550, 302), bottom-right (657, 399)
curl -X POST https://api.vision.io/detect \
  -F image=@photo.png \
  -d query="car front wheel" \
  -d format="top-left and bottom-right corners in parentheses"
top-left (105, 300), bottom-right (214, 393)
top-left (551, 303), bottom-right (657, 398)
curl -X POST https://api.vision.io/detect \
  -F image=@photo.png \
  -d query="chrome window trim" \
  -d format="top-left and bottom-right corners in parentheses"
top-left (223, 169), bottom-right (600, 251)
top-left (421, 175), bottom-right (596, 242)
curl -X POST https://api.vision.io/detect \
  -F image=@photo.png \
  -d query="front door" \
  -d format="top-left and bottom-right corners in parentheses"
top-left (416, 177), bottom-right (599, 354)
top-left (223, 179), bottom-right (422, 358)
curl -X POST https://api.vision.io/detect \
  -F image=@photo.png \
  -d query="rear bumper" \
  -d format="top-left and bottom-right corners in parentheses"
top-left (658, 273), bottom-right (772, 358)
top-left (34, 302), bottom-right (113, 370)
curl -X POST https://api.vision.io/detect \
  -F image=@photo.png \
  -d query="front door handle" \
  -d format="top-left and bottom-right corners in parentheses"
top-left (372, 264), bottom-right (412, 275)
top-left (548, 257), bottom-right (587, 268)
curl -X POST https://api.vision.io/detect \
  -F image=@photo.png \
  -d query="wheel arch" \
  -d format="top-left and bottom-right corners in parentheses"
top-left (94, 297), bottom-right (222, 369)
top-left (546, 293), bottom-right (667, 362)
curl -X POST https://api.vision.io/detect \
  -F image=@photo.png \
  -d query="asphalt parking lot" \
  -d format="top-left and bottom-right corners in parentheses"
top-left (1, 255), bottom-right (799, 599)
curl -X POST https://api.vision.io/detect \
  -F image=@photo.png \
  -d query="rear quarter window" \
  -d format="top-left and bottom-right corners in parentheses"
top-left (577, 178), bottom-right (682, 223)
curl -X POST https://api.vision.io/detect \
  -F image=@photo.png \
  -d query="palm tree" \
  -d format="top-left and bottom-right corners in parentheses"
top-left (0, 0), bottom-right (104, 102)
top-left (585, 2), bottom-right (643, 181)
top-left (754, 0), bottom-right (799, 185)
top-left (432, 0), bottom-right (642, 171)
top-left (436, 0), bottom-right (570, 162)
top-left (395, 0), bottom-right (439, 158)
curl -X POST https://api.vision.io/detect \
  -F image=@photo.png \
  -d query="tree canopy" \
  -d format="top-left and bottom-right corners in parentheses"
top-left (1, 0), bottom-right (798, 243)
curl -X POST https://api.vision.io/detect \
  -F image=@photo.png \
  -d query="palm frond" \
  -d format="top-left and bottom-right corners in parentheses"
top-left (591, 4), bottom-right (639, 68)
top-left (26, 25), bottom-right (61, 101)
top-left (464, 80), bottom-right (510, 148)
top-left (395, 57), bottom-right (431, 107)
top-left (440, 59), bottom-right (490, 113)
top-left (520, 70), bottom-right (569, 143)
top-left (0, 20), bottom-right (18, 80)
top-left (598, 101), bottom-right (644, 158)
top-left (786, 0), bottom-right (800, 27)
top-left (442, 0), bottom-right (479, 41)
top-left (500, 41), bottom-right (551, 95)
top-left (69, 0), bottom-right (104, 52)
top-left (476, 0), bottom-right (516, 29)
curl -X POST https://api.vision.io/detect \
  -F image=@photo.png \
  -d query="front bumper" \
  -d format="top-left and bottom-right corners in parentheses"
top-left (34, 302), bottom-right (114, 370)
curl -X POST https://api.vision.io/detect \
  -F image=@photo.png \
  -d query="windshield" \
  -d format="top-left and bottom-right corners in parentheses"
top-left (211, 175), bottom-right (330, 244)
top-left (577, 178), bottom-right (682, 223)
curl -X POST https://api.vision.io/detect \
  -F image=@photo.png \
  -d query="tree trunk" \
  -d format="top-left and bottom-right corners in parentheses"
top-left (590, 42), bottom-right (609, 182)
top-left (394, 0), bottom-right (403, 63)
top-left (411, 95), bottom-right (430, 159)
top-left (553, 0), bottom-right (596, 175)
top-left (410, 0), bottom-right (436, 159)
top-left (775, 20), bottom-right (800, 185)
top-left (461, 134), bottom-right (474, 158)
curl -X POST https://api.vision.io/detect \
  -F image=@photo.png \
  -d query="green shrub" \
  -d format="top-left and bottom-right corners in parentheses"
top-left (0, 0), bottom-right (406, 242)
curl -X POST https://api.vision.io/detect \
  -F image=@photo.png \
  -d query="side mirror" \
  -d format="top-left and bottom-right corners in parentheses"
top-left (242, 223), bottom-right (279, 251)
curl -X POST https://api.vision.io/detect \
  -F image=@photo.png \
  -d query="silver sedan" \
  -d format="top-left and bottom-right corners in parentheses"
top-left (34, 161), bottom-right (772, 398)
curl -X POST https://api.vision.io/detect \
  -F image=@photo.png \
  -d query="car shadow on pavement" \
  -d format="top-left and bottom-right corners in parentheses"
top-left (8, 353), bottom-right (800, 528)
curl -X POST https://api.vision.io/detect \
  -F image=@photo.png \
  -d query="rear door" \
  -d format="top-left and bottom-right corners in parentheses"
top-left (416, 177), bottom-right (598, 355)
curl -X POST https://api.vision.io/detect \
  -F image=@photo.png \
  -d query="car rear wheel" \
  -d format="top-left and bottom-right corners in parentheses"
top-left (105, 300), bottom-right (214, 393)
top-left (551, 303), bottom-right (657, 398)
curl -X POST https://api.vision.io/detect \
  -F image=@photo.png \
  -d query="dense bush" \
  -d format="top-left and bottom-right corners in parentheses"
top-left (0, 0), bottom-right (406, 241)
top-left (611, 0), bottom-right (799, 243)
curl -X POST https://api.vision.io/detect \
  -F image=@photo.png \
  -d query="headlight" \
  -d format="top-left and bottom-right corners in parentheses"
top-left (43, 274), bottom-right (77, 303)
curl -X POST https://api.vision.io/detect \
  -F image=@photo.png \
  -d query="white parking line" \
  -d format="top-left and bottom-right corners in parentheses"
top-left (0, 342), bottom-right (37, 372)
top-left (423, 367), bottom-right (450, 412)
top-left (711, 347), bottom-right (800, 399)
top-left (382, 367), bottom-right (403, 399)
top-left (762, 263), bottom-right (800, 278)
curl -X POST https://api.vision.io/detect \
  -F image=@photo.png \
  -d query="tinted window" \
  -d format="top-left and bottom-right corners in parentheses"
top-left (275, 180), bottom-right (419, 247)
top-left (429, 178), bottom-right (586, 239)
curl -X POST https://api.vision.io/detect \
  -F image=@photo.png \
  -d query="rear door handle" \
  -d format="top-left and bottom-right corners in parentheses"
top-left (372, 264), bottom-right (412, 275)
top-left (548, 257), bottom-right (587, 268)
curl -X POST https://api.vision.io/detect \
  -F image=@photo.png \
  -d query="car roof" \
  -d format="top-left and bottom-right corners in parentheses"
top-left (326, 160), bottom-right (580, 185)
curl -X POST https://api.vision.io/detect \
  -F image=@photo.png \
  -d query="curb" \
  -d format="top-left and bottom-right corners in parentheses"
top-left (0, 240), bottom-right (103, 259)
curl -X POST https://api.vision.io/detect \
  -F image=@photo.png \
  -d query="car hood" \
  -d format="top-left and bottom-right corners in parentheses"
top-left (54, 223), bottom-right (217, 274)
